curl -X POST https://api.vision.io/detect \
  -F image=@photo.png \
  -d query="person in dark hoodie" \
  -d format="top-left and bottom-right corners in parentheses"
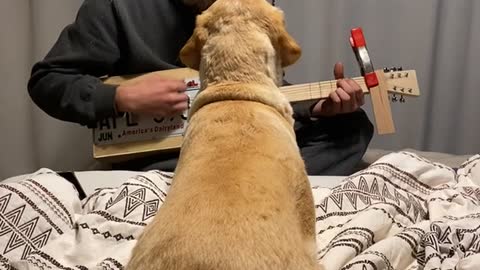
top-left (27, 0), bottom-right (374, 175)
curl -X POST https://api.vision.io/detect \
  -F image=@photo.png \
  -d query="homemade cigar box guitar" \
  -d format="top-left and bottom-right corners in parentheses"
top-left (91, 27), bottom-right (421, 163)
top-left (91, 67), bottom-right (420, 162)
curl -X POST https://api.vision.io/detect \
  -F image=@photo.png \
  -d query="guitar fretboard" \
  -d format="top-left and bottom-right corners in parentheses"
top-left (280, 77), bottom-right (368, 102)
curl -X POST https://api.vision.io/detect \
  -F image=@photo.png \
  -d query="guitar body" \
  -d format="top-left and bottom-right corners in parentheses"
top-left (93, 68), bottom-right (198, 163)
top-left (92, 67), bottom-right (420, 163)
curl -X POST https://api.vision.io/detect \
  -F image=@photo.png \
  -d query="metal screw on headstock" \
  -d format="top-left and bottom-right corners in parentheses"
top-left (391, 94), bottom-right (398, 102)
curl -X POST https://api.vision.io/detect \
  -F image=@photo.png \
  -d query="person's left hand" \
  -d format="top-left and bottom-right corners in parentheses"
top-left (311, 62), bottom-right (365, 117)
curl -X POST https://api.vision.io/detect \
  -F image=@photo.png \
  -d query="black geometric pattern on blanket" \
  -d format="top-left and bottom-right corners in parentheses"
top-left (313, 152), bottom-right (480, 270)
top-left (0, 196), bottom-right (52, 260)
top-left (78, 223), bottom-right (135, 241)
top-left (1, 153), bottom-right (480, 270)
top-left (315, 175), bottom-right (427, 222)
top-left (0, 172), bottom-right (76, 265)
top-left (104, 186), bottom-right (160, 221)
top-left (0, 170), bottom-right (172, 270)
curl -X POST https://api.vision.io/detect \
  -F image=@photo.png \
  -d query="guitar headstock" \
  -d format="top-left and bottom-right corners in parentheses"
top-left (382, 67), bottom-right (420, 98)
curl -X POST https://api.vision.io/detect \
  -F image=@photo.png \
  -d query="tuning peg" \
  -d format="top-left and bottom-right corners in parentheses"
top-left (384, 67), bottom-right (391, 73)
top-left (397, 66), bottom-right (403, 71)
top-left (391, 94), bottom-right (398, 102)
top-left (390, 67), bottom-right (397, 71)
top-left (400, 95), bottom-right (405, 103)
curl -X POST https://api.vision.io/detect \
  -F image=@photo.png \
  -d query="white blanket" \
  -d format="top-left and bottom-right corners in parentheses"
top-left (0, 151), bottom-right (479, 270)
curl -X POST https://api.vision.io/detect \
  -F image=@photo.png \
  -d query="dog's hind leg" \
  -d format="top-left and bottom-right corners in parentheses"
top-left (295, 175), bottom-right (316, 236)
top-left (292, 173), bottom-right (317, 260)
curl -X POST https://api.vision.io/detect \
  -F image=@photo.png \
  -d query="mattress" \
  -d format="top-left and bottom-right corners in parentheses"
top-left (2, 170), bottom-right (347, 196)
top-left (75, 171), bottom-right (345, 194)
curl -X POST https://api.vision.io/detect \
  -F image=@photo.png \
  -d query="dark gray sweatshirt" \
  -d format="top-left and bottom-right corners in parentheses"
top-left (28, 0), bottom-right (197, 128)
top-left (28, 0), bottom-right (312, 128)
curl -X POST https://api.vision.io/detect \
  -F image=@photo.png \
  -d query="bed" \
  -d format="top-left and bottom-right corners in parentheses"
top-left (1, 149), bottom-right (479, 269)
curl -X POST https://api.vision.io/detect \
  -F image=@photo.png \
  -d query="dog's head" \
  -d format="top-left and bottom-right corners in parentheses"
top-left (179, 0), bottom-right (301, 72)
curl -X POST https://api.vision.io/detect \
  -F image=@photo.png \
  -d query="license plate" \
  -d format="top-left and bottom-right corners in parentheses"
top-left (92, 78), bottom-right (200, 146)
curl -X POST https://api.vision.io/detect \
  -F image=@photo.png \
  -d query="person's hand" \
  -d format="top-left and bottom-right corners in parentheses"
top-left (311, 62), bottom-right (365, 117)
top-left (114, 74), bottom-right (189, 117)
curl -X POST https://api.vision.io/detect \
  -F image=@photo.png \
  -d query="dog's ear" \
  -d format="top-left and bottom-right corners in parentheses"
top-left (180, 28), bottom-right (207, 70)
top-left (272, 11), bottom-right (301, 67)
top-left (180, 16), bottom-right (209, 70)
top-left (277, 28), bottom-right (301, 67)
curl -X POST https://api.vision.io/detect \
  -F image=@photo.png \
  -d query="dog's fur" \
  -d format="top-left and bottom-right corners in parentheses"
top-left (126, 0), bottom-right (320, 269)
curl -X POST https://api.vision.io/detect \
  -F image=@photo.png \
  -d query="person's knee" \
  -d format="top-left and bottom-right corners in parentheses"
top-left (327, 109), bottom-right (374, 144)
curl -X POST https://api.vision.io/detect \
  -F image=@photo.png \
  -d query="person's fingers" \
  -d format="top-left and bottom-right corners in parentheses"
top-left (345, 78), bottom-right (360, 92)
top-left (345, 78), bottom-right (363, 94)
top-left (171, 101), bottom-right (189, 113)
top-left (334, 62), bottom-right (345, 80)
top-left (338, 87), bottom-right (359, 113)
top-left (356, 88), bottom-right (365, 106)
top-left (336, 87), bottom-right (351, 102)
top-left (169, 92), bottom-right (189, 104)
top-left (159, 92), bottom-right (188, 110)
top-left (337, 79), bottom-right (355, 95)
top-left (170, 92), bottom-right (189, 109)
top-left (160, 79), bottom-right (187, 92)
top-left (329, 91), bottom-right (342, 113)
top-left (345, 79), bottom-right (360, 110)
top-left (173, 80), bottom-right (188, 92)
top-left (350, 95), bottom-right (358, 112)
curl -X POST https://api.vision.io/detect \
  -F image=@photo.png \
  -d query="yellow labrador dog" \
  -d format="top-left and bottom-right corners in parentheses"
top-left (126, 0), bottom-right (319, 269)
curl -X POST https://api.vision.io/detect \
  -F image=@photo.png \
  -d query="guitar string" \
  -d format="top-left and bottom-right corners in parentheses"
top-left (280, 71), bottom-right (412, 97)
top-left (280, 78), bottom-right (413, 100)
top-left (281, 78), bottom-right (367, 97)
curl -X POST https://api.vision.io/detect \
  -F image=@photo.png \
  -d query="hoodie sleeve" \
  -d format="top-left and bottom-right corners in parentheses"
top-left (28, 0), bottom-right (121, 128)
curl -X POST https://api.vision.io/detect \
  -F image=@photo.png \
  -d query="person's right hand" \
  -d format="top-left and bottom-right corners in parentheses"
top-left (114, 74), bottom-right (189, 117)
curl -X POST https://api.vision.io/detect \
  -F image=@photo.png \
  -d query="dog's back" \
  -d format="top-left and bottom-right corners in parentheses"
top-left (127, 98), bottom-right (317, 270)
top-left (126, 0), bottom-right (319, 269)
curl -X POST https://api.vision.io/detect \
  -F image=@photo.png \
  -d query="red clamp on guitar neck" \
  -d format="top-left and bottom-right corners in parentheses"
top-left (350, 27), bottom-right (378, 88)
top-left (349, 26), bottom-right (396, 135)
